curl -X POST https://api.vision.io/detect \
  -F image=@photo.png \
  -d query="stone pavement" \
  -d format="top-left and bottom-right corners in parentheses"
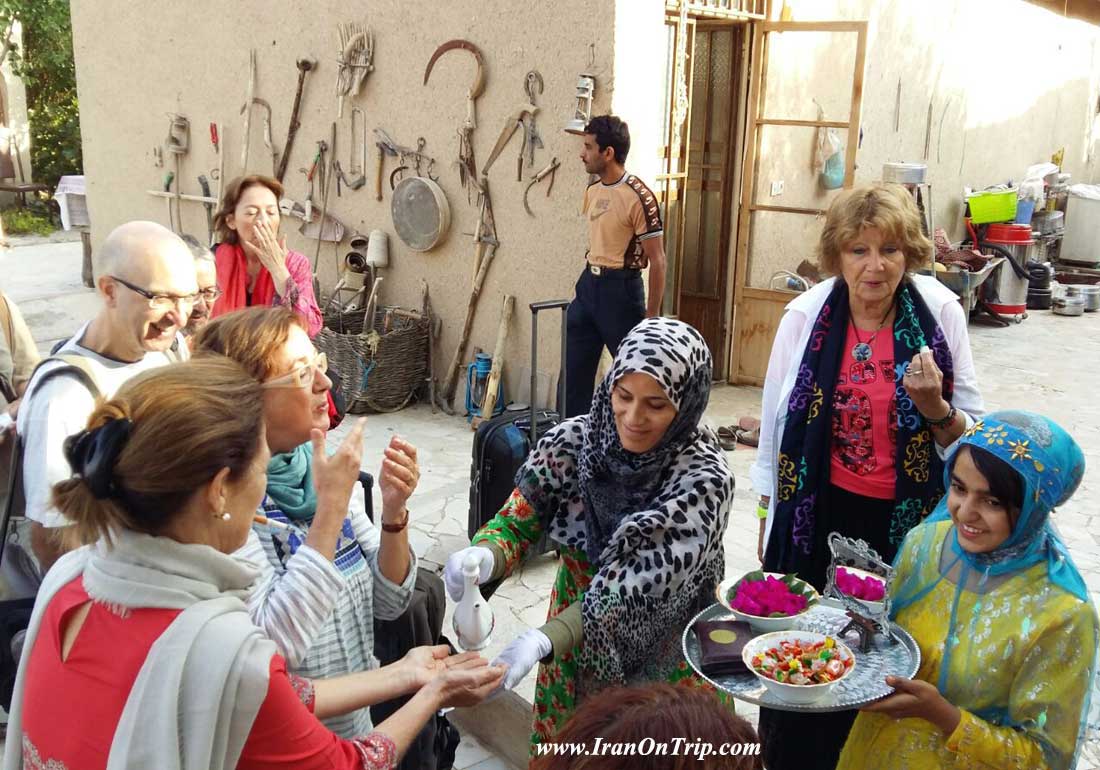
top-left (1, 231), bottom-right (97, 354)
top-left (5, 237), bottom-right (1100, 768)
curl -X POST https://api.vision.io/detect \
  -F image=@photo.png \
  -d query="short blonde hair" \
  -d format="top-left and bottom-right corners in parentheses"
top-left (817, 184), bottom-right (931, 275)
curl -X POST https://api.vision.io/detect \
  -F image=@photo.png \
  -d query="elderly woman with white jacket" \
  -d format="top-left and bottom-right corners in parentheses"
top-left (749, 183), bottom-right (984, 770)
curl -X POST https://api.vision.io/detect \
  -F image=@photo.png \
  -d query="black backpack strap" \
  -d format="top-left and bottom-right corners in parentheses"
top-left (0, 432), bottom-right (23, 569)
top-left (48, 338), bottom-right (67, 355)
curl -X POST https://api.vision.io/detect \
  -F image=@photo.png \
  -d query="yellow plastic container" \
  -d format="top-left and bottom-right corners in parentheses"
top-left (967, 189), bottom-right (1018, 224)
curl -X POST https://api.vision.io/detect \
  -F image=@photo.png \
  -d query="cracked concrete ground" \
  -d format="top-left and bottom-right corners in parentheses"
top-left (6, 237), bottom-right (1100, 768)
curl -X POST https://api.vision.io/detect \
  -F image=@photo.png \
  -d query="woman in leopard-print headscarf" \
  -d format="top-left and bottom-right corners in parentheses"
top-left (445, 317), bottom-right (734, 753)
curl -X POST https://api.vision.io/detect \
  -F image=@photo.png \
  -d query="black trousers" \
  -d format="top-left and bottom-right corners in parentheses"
top-left (564, 267), bottom-right (645, 418)
top-left (758, 484), bottom-right (898, 770)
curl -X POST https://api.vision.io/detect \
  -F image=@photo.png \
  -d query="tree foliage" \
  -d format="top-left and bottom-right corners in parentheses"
top-left (0, 0), bottom-right (80, 191)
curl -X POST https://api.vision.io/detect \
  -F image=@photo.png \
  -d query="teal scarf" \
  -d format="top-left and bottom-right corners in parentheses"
top-left (265, 442), bottom-right (317, 520)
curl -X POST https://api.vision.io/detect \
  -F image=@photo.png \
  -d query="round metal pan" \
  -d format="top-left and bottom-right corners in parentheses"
top-left (391, 176), bottom-right (451, 252)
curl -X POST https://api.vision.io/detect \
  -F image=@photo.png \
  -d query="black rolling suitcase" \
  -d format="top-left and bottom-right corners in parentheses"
top-left (468, 299), bottom-right (569, 543)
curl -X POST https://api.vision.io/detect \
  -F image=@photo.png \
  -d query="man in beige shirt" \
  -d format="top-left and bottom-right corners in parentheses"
top-left (0, 291), bottom-right (40, 415)
top-left (1, 291), bottom-right (41, 597)
top-left (566, 115), bottom-right (666, 417)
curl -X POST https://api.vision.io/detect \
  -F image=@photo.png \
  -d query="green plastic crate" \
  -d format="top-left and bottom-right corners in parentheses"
top-left (967, 189), bottom-right (1018, 224)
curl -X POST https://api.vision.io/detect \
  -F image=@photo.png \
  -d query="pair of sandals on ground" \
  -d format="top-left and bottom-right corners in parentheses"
top-left (717, 415), bottom-right (759, 450)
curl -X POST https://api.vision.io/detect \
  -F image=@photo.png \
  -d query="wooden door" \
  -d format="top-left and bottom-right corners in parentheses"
top-left (656, 13), bottom-right (696, 322)
top-left (676, 24), bottom-right (742, 377)
top-left (728, 20), bottom-right (868, 385)
top-left (658, 14), bottom-right (747, 378)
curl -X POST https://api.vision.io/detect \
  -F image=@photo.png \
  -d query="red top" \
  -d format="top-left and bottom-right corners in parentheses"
top-left (829, 323), bottom-right (898, 500)
top-left (20, 577), bottom-right (396, 770)
top-left (211, 243), bottom-right (324, 338)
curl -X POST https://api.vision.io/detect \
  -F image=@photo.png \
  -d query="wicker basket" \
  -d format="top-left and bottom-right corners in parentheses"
top-left (315, 306), bottom-right (429, 413)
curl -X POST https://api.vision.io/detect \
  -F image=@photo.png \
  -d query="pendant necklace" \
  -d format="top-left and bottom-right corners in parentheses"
top-left (850, 306), bottom-right (893, 362)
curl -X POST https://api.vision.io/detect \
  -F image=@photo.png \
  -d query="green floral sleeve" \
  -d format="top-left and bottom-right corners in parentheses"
top-left (472, 488), bottom-right (546, 577)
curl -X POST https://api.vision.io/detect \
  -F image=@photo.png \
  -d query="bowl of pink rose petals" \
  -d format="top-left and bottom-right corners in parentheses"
top-left (717, 571), bottom-right (820, 633)
top-left (835, 566), bottom-right (886, 614)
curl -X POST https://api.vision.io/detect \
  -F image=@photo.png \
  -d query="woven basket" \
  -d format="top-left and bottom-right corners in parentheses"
top-left (315, 306), bottom-right (428, 414)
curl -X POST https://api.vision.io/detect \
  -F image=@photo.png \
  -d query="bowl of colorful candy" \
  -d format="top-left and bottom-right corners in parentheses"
top-left (743, 630), bottom-right (855, 704)
top-left (717, 570), bottom-right (819, 633)
top-left (835, 566), bottom-right (886, 614)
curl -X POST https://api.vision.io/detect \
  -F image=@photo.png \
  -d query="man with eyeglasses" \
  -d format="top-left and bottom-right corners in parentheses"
top-left (180, 235), bottom-right (220, 337)
top-left (17, 221), bottom-right (198, 578)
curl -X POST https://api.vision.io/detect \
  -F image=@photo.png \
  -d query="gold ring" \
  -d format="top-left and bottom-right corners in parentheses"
top-left (907, 368), bottom-right (923, 376)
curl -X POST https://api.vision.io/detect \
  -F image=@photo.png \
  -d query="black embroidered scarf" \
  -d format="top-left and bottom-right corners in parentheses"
top-left (764, 279), bottom-right (955, 576)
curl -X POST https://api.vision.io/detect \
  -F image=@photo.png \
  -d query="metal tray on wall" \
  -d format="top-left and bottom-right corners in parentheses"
top-left (391, 176), bottom-right (450, 252)
top-left (682, 602), bottom-right (921, 713)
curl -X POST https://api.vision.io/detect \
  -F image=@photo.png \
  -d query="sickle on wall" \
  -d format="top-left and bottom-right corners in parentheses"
top-left (423, 39), bottom-right (486, 186)
top-left (422, 39), bottom-right (486, 106)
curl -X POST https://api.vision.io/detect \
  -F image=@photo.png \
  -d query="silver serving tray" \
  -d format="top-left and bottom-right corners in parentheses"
top-left (682, 601), bottom-right (921, 713)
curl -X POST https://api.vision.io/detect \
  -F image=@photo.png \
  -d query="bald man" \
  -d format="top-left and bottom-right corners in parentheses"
top-left (17, 221), bottom-right (198, 574)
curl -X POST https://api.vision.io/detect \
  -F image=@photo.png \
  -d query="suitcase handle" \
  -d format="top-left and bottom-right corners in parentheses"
top-left (514, 410), bottom-right (558, 433)
top-left (530, 300), bottom-right (570, 447)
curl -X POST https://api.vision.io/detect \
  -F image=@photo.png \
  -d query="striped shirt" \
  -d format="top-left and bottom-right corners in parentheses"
top-left (236, 497), bottom-right (417, 738)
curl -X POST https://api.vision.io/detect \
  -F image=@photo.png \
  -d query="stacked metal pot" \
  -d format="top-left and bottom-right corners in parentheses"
top-left (1055, 284), bottom-right (1100, 316)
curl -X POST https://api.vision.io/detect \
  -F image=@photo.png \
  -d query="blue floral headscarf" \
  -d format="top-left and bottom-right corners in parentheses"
top-left (892, 411), bottom-right (1096, 767)
top-left (903, 410), bottom-right (1087, 603)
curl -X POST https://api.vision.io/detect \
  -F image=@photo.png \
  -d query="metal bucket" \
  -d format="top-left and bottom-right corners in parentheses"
top-left (984, 258), bottom-right (1029, 314)
top-left (982, 225), bottom-right (1034, 315)
top-left (882, 162), bottom-right (927, 185)
top-left (1032, 210), bottom-right (1064, 236)
top-left (987, 240), bottom-right (1035, 265)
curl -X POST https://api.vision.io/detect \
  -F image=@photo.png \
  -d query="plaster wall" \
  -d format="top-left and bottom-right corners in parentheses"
top-left (69, 0), bottom-right (667, 408)
top-left (612, 0), bottom-right (666, 188)
top-left (746, 0), bottom-right (1100, 286)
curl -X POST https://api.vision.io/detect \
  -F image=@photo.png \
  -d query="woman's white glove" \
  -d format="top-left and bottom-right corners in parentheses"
top-left (490, 628), bottom-right (553, 692)
top-left (444, 546), bottom-right (496, 601)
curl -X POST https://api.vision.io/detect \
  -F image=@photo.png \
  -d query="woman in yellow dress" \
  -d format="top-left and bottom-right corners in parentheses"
top-left (838, 411), bottom-right (1097, 770)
